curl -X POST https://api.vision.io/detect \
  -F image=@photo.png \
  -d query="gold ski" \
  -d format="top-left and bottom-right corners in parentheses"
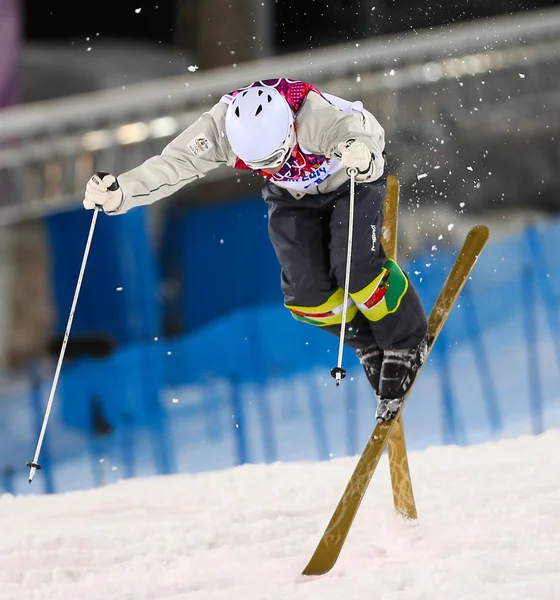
top-left (382, 175), bottom-right (418, 521)
top-left (302, 224), bottom-right (490, 576)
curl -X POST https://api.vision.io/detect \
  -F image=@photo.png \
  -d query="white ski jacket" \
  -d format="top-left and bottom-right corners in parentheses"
top-left (114, 86), bottom-right (386, 214)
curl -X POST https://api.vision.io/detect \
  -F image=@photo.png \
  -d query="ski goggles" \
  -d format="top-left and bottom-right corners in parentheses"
top-left (245, 125), bottom-right (295, 170)
top-left (245, 148), bottom-right (290, 170)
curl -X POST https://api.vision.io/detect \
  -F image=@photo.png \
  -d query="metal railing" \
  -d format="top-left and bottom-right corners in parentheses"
top-left (0, 7), bottom-right (559, 224)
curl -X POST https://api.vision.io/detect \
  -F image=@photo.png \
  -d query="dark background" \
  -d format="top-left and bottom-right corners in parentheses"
top-left (24, 0), bottom-right (560, 51)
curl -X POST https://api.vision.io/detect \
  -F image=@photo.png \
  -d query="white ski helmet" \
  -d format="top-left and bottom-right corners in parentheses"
top-left (225, 86), bottom-right (295, 169)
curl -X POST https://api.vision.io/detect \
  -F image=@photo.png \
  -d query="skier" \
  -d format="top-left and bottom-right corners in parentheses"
top-left (83, 78), bottom-right (428, 422)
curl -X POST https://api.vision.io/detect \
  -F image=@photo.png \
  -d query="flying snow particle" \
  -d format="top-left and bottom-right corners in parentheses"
top-left (135, 7), bottom-right (141, 13)
top-left (448, 223), bottom-right (455, 231)
top-left (116, 287), bottom-right (123, 291)
top-left (519, 73), bottom-right (525, 78)
top-left (188, 65), bottom-right (199, 72)
top-left (467, 166), bottom-right (473, 171)
top-left (459, 202), bottom-right (466, 208)
top-left (172, 398), bottom-right (179, 404)
top-left (417, 173), bottom-right (428, 180)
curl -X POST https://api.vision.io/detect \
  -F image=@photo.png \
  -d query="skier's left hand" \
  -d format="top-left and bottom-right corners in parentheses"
top-left (338, 140), bottom-right (373, 177)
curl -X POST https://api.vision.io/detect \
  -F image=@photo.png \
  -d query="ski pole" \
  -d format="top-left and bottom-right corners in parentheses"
top-left (27, 207), bottom-right (101, 483)
top-left (331, 168), bottom-right (357, 386)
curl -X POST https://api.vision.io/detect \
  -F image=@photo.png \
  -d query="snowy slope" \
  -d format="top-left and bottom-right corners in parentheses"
top-left (2, 431), bottom-right (560, 600)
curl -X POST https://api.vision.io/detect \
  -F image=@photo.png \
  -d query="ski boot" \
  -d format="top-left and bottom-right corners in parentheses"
top-left (376, 338), bottom-right (428, 422)
top-left (356, 344), bottom-right (383, 396)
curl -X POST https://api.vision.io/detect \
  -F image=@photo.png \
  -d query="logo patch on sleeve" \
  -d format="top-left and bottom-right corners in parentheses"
top-left (187, 135), bottom-right (212, 156)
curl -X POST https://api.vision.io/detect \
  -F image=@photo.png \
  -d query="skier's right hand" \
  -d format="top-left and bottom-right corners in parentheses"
top-left (83, 172), bottom-right (124, 214)
top-left (338, 140), bottom-right (374, 180)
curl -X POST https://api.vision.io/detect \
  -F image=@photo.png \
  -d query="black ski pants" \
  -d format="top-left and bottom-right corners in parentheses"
top-left (263, 176), bottom-right (427, 350)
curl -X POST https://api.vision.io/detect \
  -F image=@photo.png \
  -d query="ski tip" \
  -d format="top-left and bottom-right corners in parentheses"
top-left (301, 564), bottom-right (332, 578)
top-left (301, 572), bottom-right (329, 580)
top-left (301, 547), bottom-right (340, 577)
top-left (471, 224), bottom-right (490, 240)
top-left (387, 174), bottom-right (399, 188)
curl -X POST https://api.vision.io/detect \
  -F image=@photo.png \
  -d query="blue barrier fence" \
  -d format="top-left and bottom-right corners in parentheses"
top-left (2, 217), bottom-right (560, 495)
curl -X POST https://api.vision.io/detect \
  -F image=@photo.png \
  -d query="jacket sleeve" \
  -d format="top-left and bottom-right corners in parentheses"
top-left (114, 101), bottom-right (233, 214)
top-left (296, 91), bottom-right (386, 182)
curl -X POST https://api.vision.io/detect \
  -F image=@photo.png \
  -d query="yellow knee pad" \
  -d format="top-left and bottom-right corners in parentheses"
top-left (350, 259), bottom-right (408, 322)
top-left (286, 287), bottom-right (358, 326)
